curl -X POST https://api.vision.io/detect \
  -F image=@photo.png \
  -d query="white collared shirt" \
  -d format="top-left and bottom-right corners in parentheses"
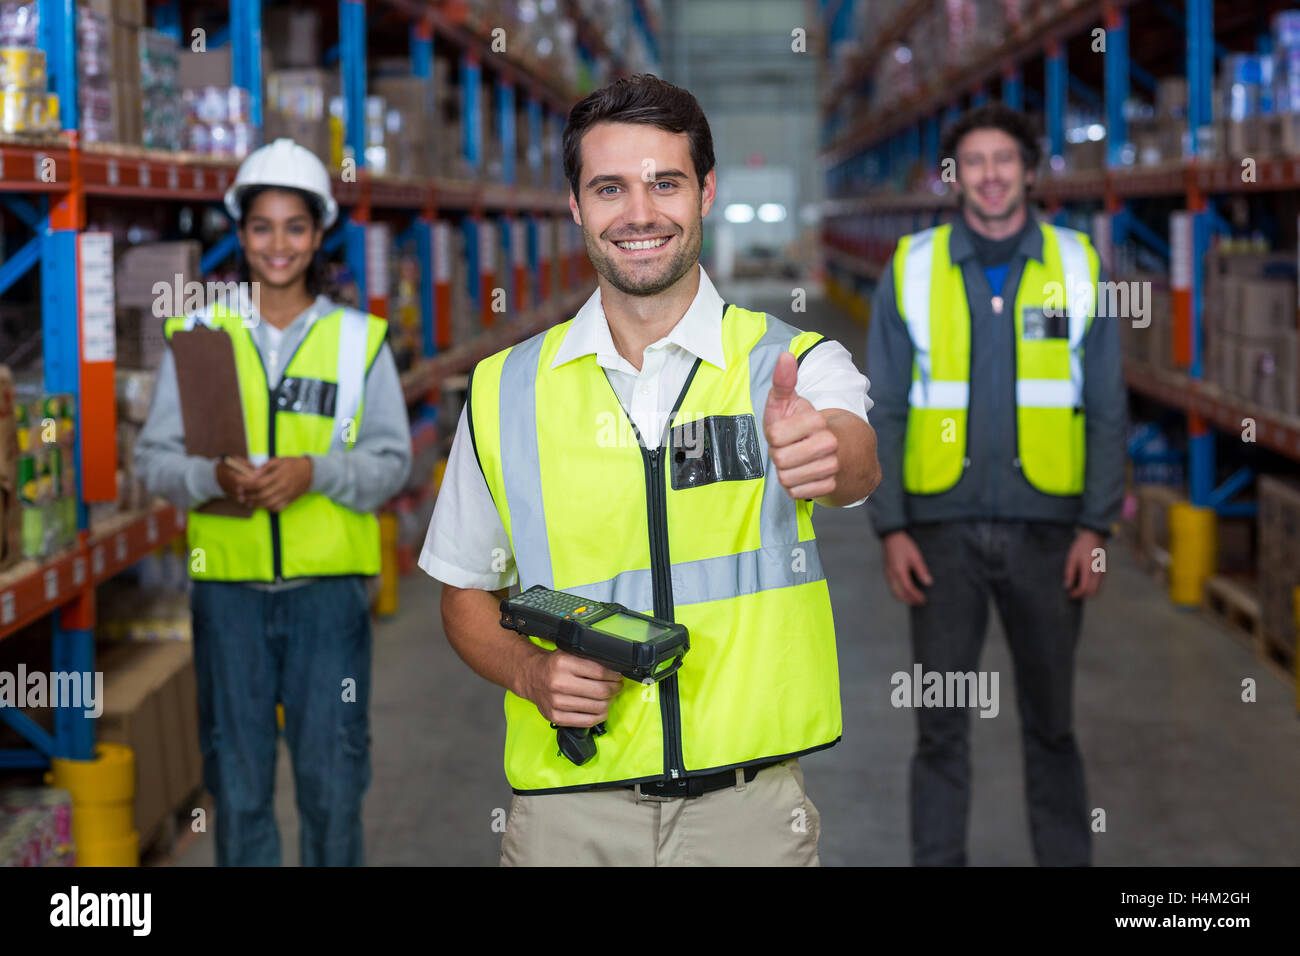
top-left (419, 267), bottom-right (873, 591)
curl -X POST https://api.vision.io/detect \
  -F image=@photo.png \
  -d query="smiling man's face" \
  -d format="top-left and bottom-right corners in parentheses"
top-left (953, 126), bottom-right (1032, 227)
top-left (569, 121), bottom-right (715, 297)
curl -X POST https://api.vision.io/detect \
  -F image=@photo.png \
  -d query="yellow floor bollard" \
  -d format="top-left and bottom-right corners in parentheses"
top-left (1167, 501), bottom-right (1216, 607)
top-left (47, 742), bottom-right (138, 866)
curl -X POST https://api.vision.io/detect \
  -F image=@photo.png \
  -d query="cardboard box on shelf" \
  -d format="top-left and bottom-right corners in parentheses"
top-left (97, 642), bottom-right (169, 849)
top-left (115, 368), bottom-right (157, 424)
top-left (1237, 331), bottom-right (1299, 415)
top-left (264, 7), bottom-right (320, 69)
top-left (1156, 76), bottom-right (1188, 118)
top-left (264, 68), bottom-right (338, 163)
top-left (1258, 476), bottom-right (1300, 652)
top-left (1279, 112), bottom-right (1300, 157)
top-left (115, 242), bottom-right (201, 311)
top-left (110, 21), bottom-right (140, 145)
top-left (97, 639), bottom-right (201, 849)
top-left (1233, 278), bottom-right (1297, 341)
top-left (116, 309), bottom-right (167, 371)
top-left (179, 48), bottom-right (230, 89)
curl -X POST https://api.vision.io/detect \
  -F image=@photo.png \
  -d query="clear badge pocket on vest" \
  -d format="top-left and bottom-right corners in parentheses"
top-left (1020, 305), bottom-right (1070, 340)
top-left (669, 413), bottom-right (764, 490)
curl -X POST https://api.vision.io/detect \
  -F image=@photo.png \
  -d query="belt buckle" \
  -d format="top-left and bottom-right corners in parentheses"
top-left (633, 783), bottom-right (677, 803)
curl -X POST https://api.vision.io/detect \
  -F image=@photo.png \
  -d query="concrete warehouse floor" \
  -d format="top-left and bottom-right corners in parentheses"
top-left (175, 282), bottom-right (1300, 866)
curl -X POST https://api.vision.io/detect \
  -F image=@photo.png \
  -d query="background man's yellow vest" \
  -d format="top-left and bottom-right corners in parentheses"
top-left (470, 305), bottom-right (842, 793)
top-left (163, 305), bottom-right (388, 581)
top-left (893, 221), bottom-right (1099, 496)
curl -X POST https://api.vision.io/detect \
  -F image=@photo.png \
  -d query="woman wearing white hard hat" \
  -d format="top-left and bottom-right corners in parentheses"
top-left (135, 138), bottom-right (412, 866)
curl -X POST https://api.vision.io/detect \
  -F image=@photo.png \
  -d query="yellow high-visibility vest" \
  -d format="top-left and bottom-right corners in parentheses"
top-left (469, 304), bottom-right (843, 793)
top-left (163, 303), bottom-right (388, 580)
top-left (893, 221), bottom-right (1099, 496)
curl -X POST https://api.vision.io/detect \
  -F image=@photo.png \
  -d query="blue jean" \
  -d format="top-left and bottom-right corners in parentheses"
top-left (191, 576), bottom-right (373, 866)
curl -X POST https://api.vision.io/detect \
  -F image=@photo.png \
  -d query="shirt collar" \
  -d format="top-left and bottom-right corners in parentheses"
top-left (551, 265), bottom-right (728, 372)
top-left (949, 206), bottom-right (1044, 264)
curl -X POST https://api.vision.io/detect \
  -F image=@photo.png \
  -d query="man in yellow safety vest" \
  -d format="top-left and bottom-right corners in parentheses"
top-left (421, 74), bottom-right (881, 866)
top-left (867, 104), bottom-right (1127, 866)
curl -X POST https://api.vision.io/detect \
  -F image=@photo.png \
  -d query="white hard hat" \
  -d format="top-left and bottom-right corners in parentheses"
top-left (224, 137), bottom-right (338, 229)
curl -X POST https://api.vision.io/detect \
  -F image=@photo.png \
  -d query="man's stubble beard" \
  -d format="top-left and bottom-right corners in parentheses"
top-left (959, 183), bottom-right (1027, 227)
top-left (582, 216), bottom-right (703, 297)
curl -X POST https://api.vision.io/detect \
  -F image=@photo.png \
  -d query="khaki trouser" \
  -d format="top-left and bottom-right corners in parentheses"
top-left (500, 759), bottom-right (821, 866)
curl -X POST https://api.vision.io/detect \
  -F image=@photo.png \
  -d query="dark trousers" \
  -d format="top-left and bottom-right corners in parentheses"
top-left (192, 577), bottom-right (373, 866)
top-left (907, 520), bottom-right (1090, 866)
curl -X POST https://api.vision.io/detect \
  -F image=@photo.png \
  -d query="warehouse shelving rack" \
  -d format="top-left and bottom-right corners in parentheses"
top-left (815, 0), bottom-right (1300, 519)
top-left (0, 0), bottom-right (652, 773)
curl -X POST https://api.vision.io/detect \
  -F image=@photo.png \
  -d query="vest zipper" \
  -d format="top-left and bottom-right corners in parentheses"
top-left (601, 352), bottom-right (704, 793)
top-left (247, 319), bottom-right (316, 583)
top-left (641, 444), bottom-right (685, 786)
top-left (268, 392), bottom-right (283, 581)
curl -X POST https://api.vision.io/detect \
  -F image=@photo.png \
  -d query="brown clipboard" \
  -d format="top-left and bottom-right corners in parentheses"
top-left (170, 325), bottom-right (254, 518)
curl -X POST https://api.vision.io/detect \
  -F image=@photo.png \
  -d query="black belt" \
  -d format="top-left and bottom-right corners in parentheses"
top-left (623, 760), bottom-right (781, 800)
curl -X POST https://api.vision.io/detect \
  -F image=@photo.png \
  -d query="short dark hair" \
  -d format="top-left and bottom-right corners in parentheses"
top-left (236, 185), bottom-right (334, 298)
top-left (562, 74), bottom-right (715, 198)
top-left (940, 103), bottom-right (1041, 172)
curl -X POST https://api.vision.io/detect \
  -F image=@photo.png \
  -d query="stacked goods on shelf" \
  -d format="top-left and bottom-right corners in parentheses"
top-left (1272, 11), bottom-right (1300, 155)
top-left (114, 241), bottom-right (197, 513)
top-left (0, 787), bottom-right (75, 866)
top-left (96, 543), bottom-right (190, 643)
top-left (138, 28), bottom-right (182, 151)
top-left (1128, 77), bottom-right (1189, 166)
top-left (0, 365), bottom-right (20, 571)
top-left (389, 248), bottom-right (423, 372)
top-left (76, 6), bottom-right (111, 143)
top-left (178, 38), bottom-right (269, 159)
top-left (372, 69), bottom-right (437, 178)
top-left (183, 85), bottom-right (255, 159)
top-left (107, 2), bottom-right (144, 146)
top-left (0, 6), bottom-right (56, 135)
top-left (264, 68), bottom-right (338, 166)
top-left (114, 367), bottom-right (155, 514)
top-left (1119, 271), bottom-right (1165, 367)
top-left (436, 57), bottom-right (472, 179)
top-left (264, 5), bottom-right (320, 70)
top-left (1202, 244), bottom-right (1299, 417)
top-left (10, 387), bottom-right (76, 560)
top-left (1220, 13), bottom-right (1300, 160)
top-left (1258, 476), bottom-right (1300, 659)
top-left (96, 638), bottom-right (201, 852)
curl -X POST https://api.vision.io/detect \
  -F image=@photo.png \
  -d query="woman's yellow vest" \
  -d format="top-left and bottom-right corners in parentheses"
top-left (470, 305), bottom-right (843, 793)
top-left (163, 303), bottom-right (388, 581)
top-left (893, 221), bottom-right (1100, 496)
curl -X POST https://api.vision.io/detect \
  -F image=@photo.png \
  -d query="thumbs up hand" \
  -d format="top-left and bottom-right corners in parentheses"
top-left (762, 351), bottom-right (840, 501)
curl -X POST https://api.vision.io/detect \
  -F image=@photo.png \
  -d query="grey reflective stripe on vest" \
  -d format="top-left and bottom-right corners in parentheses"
top-left (496, 315), bottom-right (826, 608)
top-left (900, 227), bottom-right (966, 410)
top-left (1052, 226), bottom-right (1093, 408)
top-left (749, 313), bottom-right (809, 551)
top-left (331, 308), bottom-right (370, 451)
top-left (499, 331), bottom-right (554, 589)
top-left (566, 541), bottom-right (826, 613)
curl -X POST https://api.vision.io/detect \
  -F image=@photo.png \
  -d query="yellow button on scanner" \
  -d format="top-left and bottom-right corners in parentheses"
top-left (574, 606), bottom-right (587, 614)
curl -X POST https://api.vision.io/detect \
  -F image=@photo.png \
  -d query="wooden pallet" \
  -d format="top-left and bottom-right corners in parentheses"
top-left (1201, 574), bottom-right (1295, 681)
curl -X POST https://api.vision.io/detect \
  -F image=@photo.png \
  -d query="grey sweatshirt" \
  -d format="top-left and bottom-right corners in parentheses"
top-left (865, 210), bottom-right (1128, 537)
top-left (134, 294), bottom-right (413, 529)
